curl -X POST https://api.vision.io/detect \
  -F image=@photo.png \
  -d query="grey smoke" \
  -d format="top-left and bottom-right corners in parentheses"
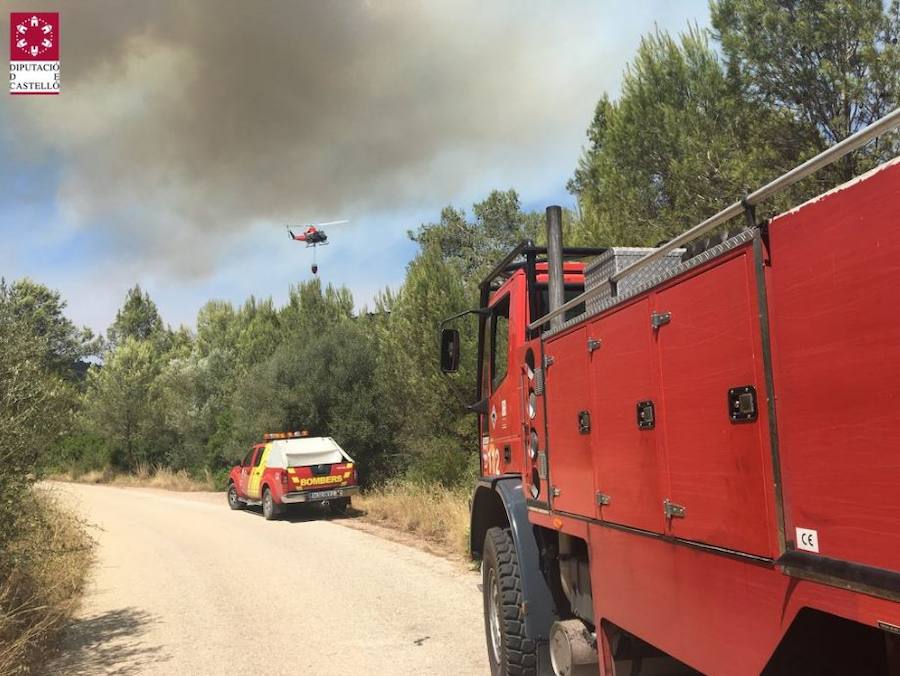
top-left (3, 1), bottom-right (702, 278)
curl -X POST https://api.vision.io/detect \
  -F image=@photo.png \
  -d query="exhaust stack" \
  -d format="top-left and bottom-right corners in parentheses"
top-left (546, 205), bottom-right (564, 330)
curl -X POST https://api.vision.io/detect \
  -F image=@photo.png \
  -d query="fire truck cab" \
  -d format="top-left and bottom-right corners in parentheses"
top-left (442, 113), bottom-right (900, 676)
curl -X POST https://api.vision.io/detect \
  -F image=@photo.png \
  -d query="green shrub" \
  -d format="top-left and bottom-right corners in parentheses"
top-left (403, 438), bottom-right (479, 489)
top-left (42, 432), bottom-right (112, 476)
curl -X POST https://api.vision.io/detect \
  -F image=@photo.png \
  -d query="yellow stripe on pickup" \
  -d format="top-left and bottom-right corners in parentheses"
top-left (247, 444), bottom-right (271, 499)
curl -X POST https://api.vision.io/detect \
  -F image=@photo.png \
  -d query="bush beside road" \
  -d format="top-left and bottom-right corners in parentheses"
top-left (0, 490), bottom-right (93, 676)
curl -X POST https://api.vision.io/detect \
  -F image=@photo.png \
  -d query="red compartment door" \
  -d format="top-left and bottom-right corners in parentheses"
top-left (589, 298), bottom-right (666, 533)
top-left (767, 160), bottom-right (900, 572)
top-left (544, 326), bottom-right (595, 517)
top-left (655, 252), bottom-right (773, 557)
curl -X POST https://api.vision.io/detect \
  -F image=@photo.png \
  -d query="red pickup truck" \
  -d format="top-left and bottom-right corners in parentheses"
top-left (226, 432), bottom-right (359, 520)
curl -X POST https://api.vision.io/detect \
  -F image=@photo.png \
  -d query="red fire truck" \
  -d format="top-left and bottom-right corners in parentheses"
top-left (441, 110), bottom-right (900, 675)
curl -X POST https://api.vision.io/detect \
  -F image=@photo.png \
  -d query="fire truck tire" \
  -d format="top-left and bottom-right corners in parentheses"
top-left (483, 526), bottom-right (537, 676)
top-left (226, 482), bottom-right (243, 510)
top-left (262, 487), bottom-right (280, 520)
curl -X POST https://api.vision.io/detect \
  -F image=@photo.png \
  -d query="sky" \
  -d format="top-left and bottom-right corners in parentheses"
top-left (1, 1), bottom-right (710, 334)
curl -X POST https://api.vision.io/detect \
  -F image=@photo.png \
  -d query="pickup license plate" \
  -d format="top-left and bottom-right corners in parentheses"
top-left (310, 489), bottom-right (339, 500)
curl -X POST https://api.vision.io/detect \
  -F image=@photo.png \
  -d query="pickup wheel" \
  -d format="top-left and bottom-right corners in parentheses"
top-left (262, 488), bottom-right (280, 521)
top-left (483, 527), bottom-right (537, 676)
top-left (227, 483), bottom-right (243, 510)
top-left (329, 497), bottom-right (350, 515)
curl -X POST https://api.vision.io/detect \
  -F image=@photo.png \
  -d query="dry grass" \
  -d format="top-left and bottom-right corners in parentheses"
top-left (354, 481), bottom-right (470, 558)
top-left (0, 490), bottom-right (93, 676)
top-left (49, 464), bottom-right (217, 492)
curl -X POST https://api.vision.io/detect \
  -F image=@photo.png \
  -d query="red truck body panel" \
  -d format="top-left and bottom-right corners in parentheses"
top-left (478, 159), bottom-right (900, 673)
top-left (543, 247), bottom-right (776, 557)
top-left (544, 324), bottom-right (594, 516)
top-left (767, 160), bottom-right (900, 573)
top-left (652, 251), bottom-right (774, 556)
top-left (588, 296), bottom-right (664, 532)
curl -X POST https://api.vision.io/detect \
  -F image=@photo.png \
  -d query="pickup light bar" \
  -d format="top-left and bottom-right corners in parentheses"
top-left (263, 430), bottom-right (309, 441)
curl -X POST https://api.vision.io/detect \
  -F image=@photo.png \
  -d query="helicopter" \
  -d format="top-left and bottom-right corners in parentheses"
top-left (286, 219), bottom-right (349, 274)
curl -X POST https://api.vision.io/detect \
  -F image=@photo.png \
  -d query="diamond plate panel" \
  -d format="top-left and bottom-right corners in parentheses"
top-left (585, 247), bottom-right (686, 314)
top-left (544, 229), bottom-right (756, 339)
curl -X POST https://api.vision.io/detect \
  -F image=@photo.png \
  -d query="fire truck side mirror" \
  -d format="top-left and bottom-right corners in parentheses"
top-left (440, 328), bottom-right (460, 373)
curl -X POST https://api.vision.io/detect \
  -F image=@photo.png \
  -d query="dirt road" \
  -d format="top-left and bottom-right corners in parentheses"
top-left (45, 482), bottom-right (487, 676)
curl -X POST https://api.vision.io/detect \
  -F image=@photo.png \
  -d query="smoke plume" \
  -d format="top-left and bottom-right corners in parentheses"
top-left (3, 1), bottom-right (692, 278)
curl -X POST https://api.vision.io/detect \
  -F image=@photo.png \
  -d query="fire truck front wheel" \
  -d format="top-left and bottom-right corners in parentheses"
top-left (483, 527), bottom-right (537, 676)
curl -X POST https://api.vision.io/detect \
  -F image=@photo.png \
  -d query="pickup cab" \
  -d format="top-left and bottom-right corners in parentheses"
top-left (226, 432), bottom-right (359, 520)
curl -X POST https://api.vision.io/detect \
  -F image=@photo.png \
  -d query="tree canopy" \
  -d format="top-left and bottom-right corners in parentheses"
top-left (17, 0), bottom-right (900, 491)
top-left (569, 2), bottom-right (899, 246)
top-left (0, 278), bottom-right (98, 380)
top-left (0, 288), bottom-right (76, 546)
top-left (711, 0), bottom-right (900, 152)
top-left (107, 285), bottom-right (165, 347)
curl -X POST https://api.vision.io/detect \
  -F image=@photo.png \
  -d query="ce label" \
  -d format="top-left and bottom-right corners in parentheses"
top-left (796, 527), bottom-right (819, 553)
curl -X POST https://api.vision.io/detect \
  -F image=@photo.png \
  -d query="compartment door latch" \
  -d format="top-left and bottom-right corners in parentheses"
top-left (636, 400), bottom-right (655, 430)
top-left (728, 385), bottom-right (758, 423)
top-left (664, 498), bottom-right (686, 520)
top-left (651, 311), bottom-right (671, 329)
top-left (578, 410), bottom-right (591, 434)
